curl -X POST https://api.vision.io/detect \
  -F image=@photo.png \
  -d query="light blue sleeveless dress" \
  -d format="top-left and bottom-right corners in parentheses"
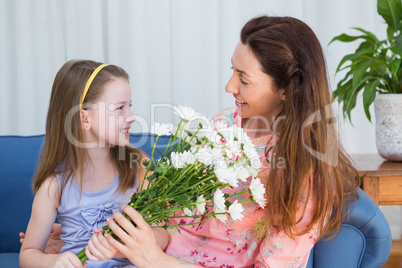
top-left (56, 173), bottom-right (138, 268)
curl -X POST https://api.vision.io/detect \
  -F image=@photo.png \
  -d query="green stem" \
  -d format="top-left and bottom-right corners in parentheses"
top-left (150, 136), bottom-right (159, 164)
top-left (227, 189), bottom-right (249, 198)
top-left (167, 215), bottom-right (213, 228)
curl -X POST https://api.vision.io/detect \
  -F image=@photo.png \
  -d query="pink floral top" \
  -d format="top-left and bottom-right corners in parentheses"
top-left (165, 107), bottom-right (318, 268)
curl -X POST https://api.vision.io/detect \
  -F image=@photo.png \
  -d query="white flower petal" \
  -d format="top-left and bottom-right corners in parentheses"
top-left (213, 204), bottom-right (227, 223)
top-left (250, 177), bottom-right (267, 208)
top-left (174, 105), bottom-right (200, 121)
top-left (213, 188), bottom-right (226, 209)
top-left (151, 122), bottom-right (173, 136)
top-left (184, 208), bottom-right (194, 216)
top-left (228, 200), bottom-right (244, 221)
top-left (215, 167), bottom-right (239, 187)
top-left (171, 152), bottom-right (185, 169)
top-left (196, 195), bottom-right (206, 215)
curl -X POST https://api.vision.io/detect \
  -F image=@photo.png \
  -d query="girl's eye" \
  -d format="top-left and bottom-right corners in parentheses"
top-left (240, 77), bottom-right (248, 85)
top-left (117, 106), bottom-right (124, 110)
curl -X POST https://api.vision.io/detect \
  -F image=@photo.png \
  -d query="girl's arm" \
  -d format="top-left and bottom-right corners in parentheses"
top-left (19, 176), bottom-right (86, 268)
top-left (104, 205), bottom-right (202, 268)
top-left (19, 223), bottom-right (63, 254)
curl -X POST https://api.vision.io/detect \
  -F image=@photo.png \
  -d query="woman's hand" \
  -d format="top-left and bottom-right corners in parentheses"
top-left (104, 205), bottom-right (170, 268)
top-left (85, 228), bottom-right (119, 261)
top-left (19, 223), bottom-right (64, 254)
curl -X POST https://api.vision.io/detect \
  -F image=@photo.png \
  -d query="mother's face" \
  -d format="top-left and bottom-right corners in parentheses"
top-left (225, 42), bottom-right (285, 123)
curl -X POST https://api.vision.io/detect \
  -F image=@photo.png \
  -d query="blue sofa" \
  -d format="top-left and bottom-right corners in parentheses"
top-left (0, 134), bottom-right (392, 267)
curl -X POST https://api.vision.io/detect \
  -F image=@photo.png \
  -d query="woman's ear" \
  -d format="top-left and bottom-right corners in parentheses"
top-left (80, 109), bottom-right (91, 130)
top-left (279, 89), bottom-right (286, 101)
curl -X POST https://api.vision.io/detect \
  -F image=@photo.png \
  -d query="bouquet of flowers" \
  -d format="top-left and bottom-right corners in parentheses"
top-left (77, 106), bottom-right (266, 263)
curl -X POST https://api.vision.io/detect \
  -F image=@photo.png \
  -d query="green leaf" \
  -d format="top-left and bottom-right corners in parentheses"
top-left (395, 33), bottom-right (402, 56)
top-left (392, 58), bottom-right (401, 79)
top-left (362, 80), bottom-right (380, 121)
top-left (335, 48), bottom-right (375, 73)
top-left (329, 33), bottom-right (367, 44)
top-left (352, 27), bottom-right (381, 45)
top-left (387, 25), bottom-right (396, 45)
top-left (343, 84), bottom-right (361, 122)
top-left (378, 0), bottom-right (402, 31)
top-left (352, 59), bottom-right (375, 90)
top-left (335, 53), bottom-right (360, 73)
top-left (333, 78), bottom-right (353, 102)
top-left (146, 175), bottom-right (156, 182)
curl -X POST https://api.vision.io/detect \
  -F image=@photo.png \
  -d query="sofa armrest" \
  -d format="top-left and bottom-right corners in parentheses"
top-left (307, 188), bottom-right (392, 267)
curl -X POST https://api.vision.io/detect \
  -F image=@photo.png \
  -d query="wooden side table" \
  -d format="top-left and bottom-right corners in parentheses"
top-left (350, 153), bottom-right (402, 205)
top-left (350, 153), bottom-right (402, 267)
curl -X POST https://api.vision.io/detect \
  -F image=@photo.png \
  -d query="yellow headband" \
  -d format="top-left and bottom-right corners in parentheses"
top-left (79, 64), bottom-right (108, 109)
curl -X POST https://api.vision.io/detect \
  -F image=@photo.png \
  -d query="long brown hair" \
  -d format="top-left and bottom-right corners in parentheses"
top-left (241, 16), bottom-right (360, 240)
top-left (33, 60), bottom-right (145, 200)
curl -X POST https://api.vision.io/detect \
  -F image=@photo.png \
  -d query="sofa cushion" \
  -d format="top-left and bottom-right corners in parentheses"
top-left (0, 133), bottom-right (171, 254)
top-left (0, 253), bottom-right (19, 267)
top-left (0, 135), bottom-right (45, 253)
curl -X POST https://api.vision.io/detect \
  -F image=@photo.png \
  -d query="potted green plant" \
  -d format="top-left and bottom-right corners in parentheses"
top-left (330, 0), bottom-right (402, 161)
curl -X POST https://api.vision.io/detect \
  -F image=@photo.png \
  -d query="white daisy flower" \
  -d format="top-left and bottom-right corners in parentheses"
top-left (250, 177), bottom-right (267, 208)
top-left (171, 152), bottom-right (185, 169)
top-left (213, 188), bottom-right (226, 209)
top-left (192, 147), bottom-right (212, 165)
top-left (214, 167), bottom-right (239, 187)
top-left (174, 105), bottom-right (200, 122)
top-left (151, 122), bottom-right (174, 136)
top-left (184, 207), bottom-right (194, 216)
top-left (196, 195), bottom-right (206, 215)
top-left (228, 200), bottom-right (244, 221)
top-left (246, 166), bottom-right (259, 178)
top-left (235, 166), bottom-right (251, 182)
top-left (213, 204), bottom-right (227, 223)
top-left (181, 150), bottom-right (196, 165)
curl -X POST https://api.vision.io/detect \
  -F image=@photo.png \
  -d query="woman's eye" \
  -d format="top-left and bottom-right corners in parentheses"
top-left (240, 78), bottom-right (248, 85)
top-left (117, 106), bottom-right (124, 110)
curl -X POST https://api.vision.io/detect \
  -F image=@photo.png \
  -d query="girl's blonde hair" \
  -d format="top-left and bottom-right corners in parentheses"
top-left (33, 60), bottom-right (145, 200)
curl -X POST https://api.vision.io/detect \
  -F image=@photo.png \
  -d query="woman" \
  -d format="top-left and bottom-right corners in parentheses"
top-left (22, 15), bottom-right (360, 268)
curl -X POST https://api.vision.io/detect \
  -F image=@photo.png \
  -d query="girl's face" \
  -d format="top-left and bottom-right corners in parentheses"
top-left (86, 78), bottom-right (135, 147)
top-left (225, 42), bottom-right (285, 124)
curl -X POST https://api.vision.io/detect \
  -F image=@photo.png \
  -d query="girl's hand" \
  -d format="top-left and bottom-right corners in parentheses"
top-left (85, 228), bottom-right (119, 261)
top-left (53, 251), bottom-right (88, 268)
top-left (104, 205), bottom-right (169, 268)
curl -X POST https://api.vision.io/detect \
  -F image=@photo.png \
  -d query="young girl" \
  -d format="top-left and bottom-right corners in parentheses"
top-left (19, 60), bottom-right (168, 268)
top-left (90, 16), bottom-right (360, 267)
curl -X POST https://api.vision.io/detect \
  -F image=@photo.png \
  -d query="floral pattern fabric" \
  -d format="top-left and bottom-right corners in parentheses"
top-left (164, 107), bottom-right (317, 268)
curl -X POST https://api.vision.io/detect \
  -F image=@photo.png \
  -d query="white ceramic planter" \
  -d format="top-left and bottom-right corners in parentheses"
top-left (374, 94), bottom-right (402, 161)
